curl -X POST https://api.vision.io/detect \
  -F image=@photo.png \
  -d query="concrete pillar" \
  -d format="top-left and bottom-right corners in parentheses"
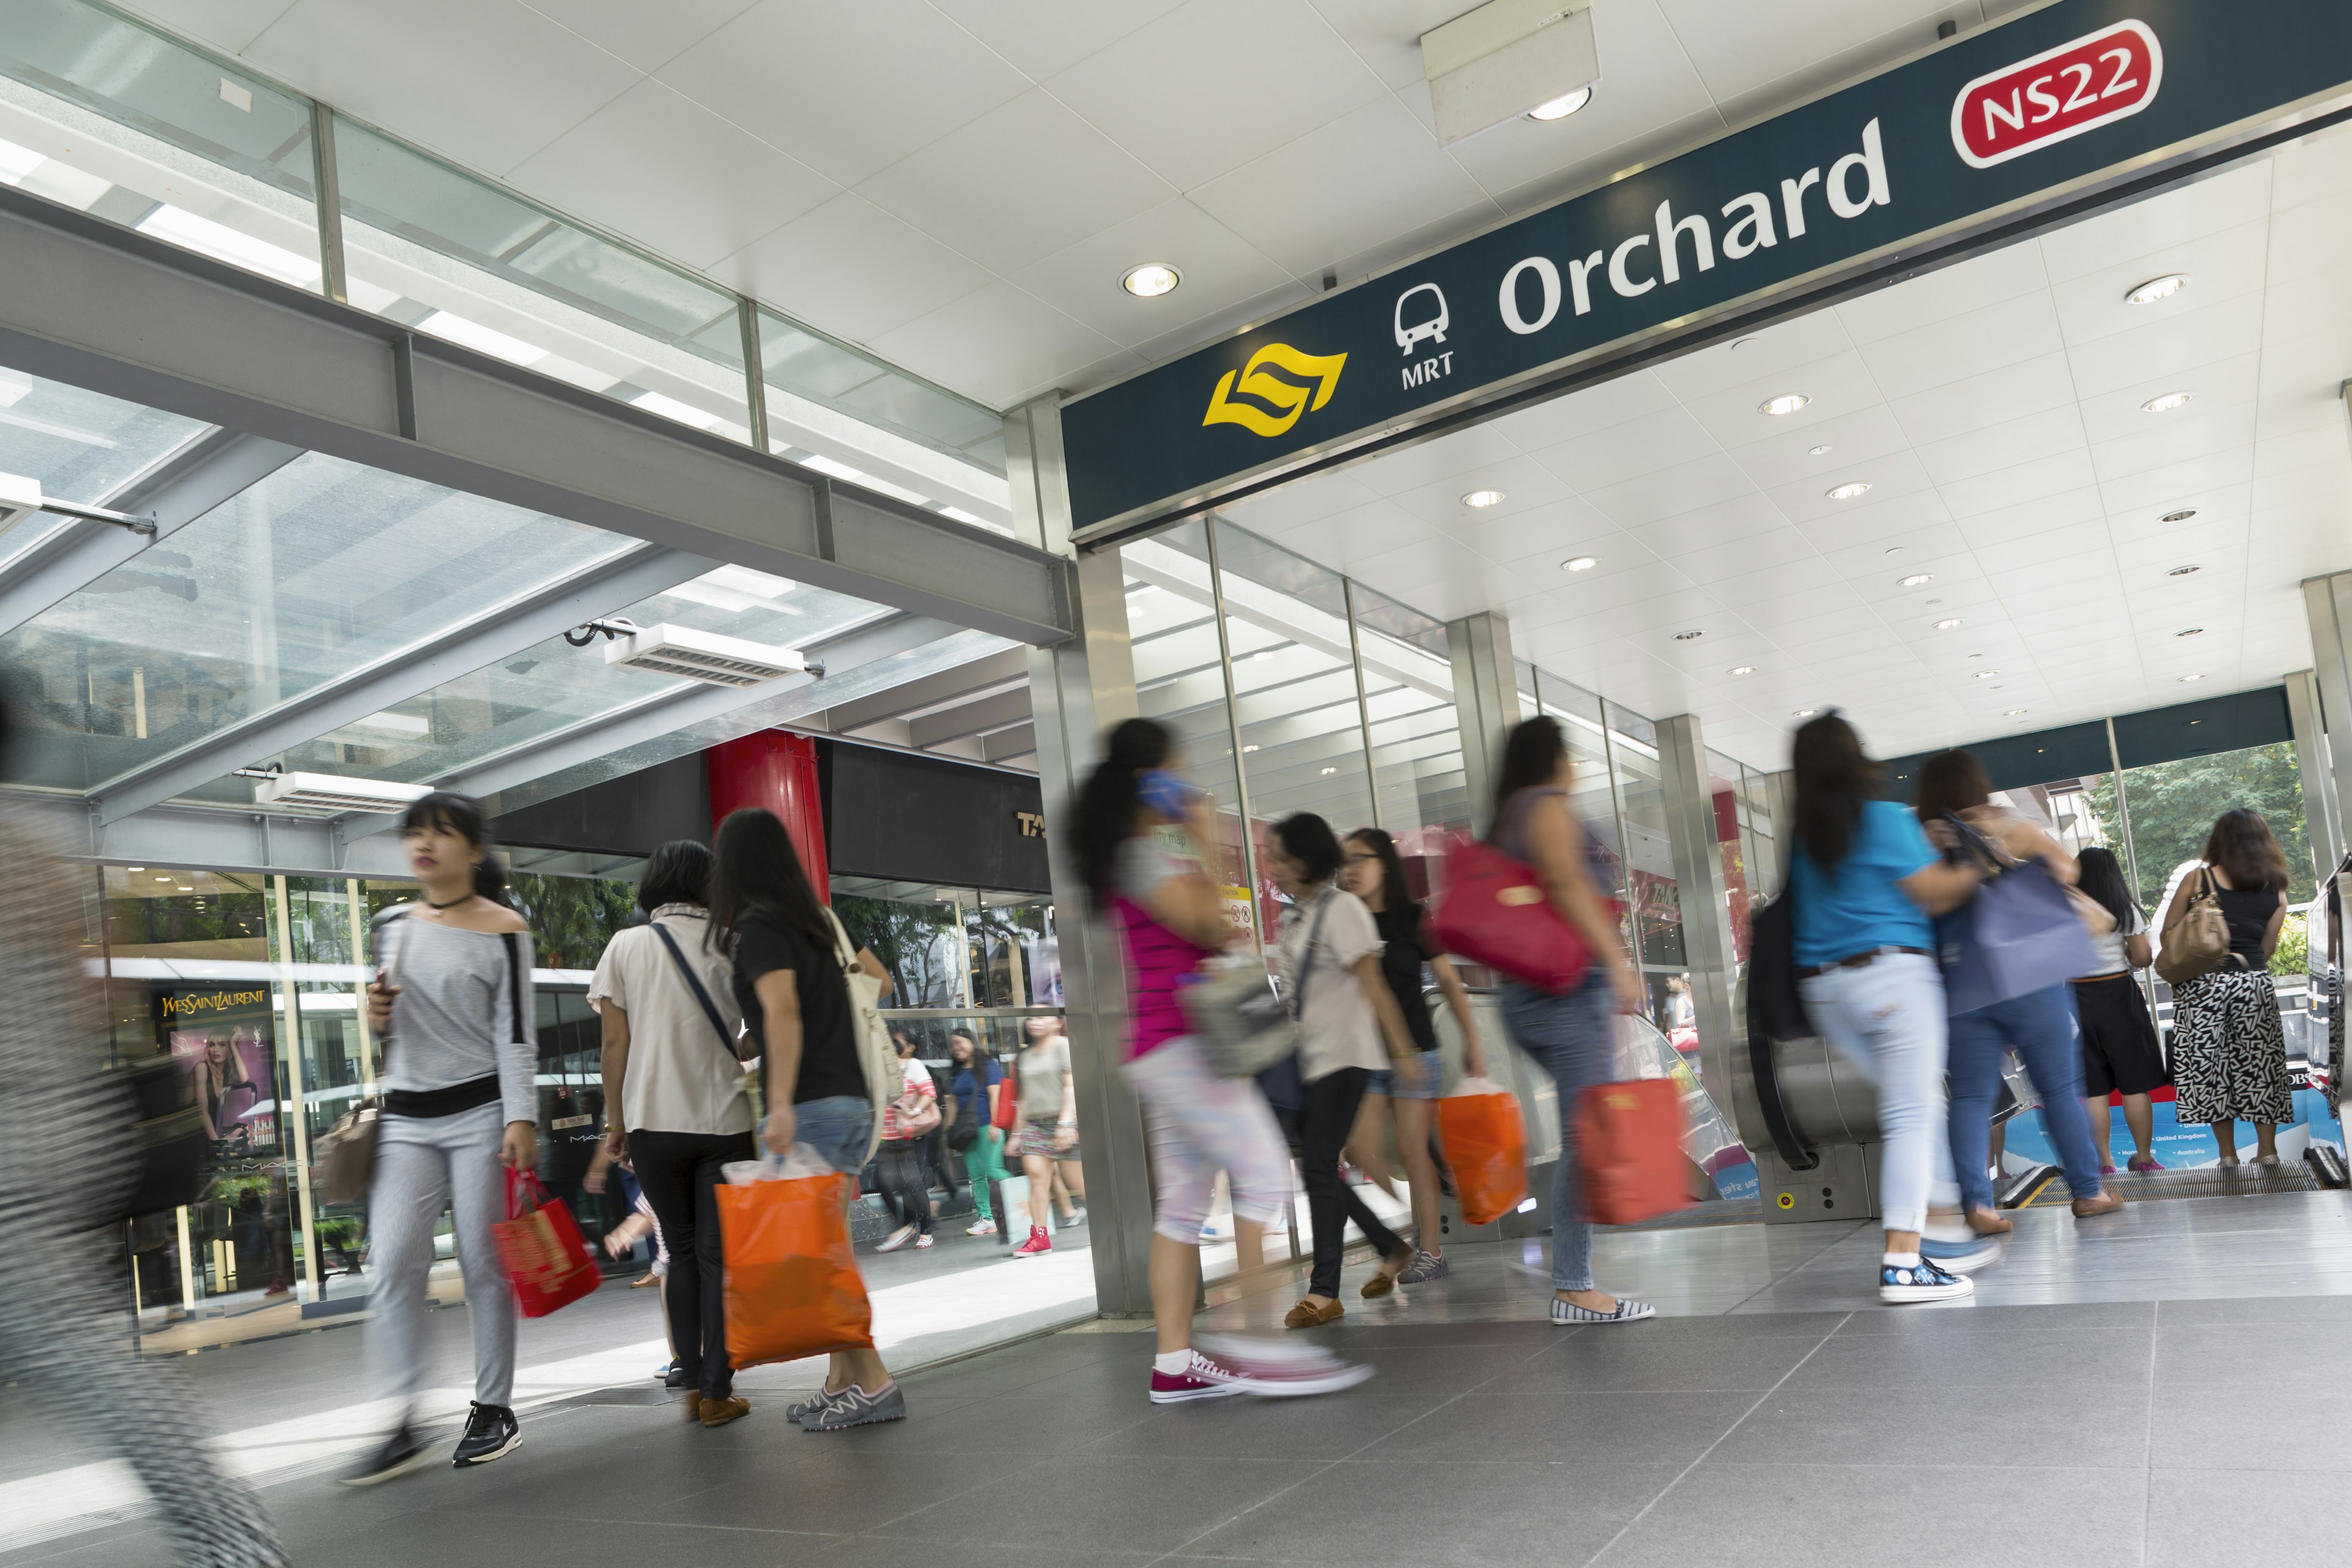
top-left (1446, 611), bottom-right (1521, 839)
top-left (1656, 715), bottom-right (1740, 1113)
top-left (2286, 666), bottom-right (2345, 888)
top-left (1009, 398), bottom-right (1153, 1316)
top-left (2301, 575), bottom-right (2352, 875)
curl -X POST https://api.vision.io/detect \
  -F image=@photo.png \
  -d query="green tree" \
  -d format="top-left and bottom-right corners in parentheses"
top-left (2084, 741), bottom-right (2313, 914)
top-left (508, 872), bottom-right (636, 970)
top-left (835, 893), bottom-right (965, 1006)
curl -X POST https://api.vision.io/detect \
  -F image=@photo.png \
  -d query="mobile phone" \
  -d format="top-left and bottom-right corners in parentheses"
top-left (1137, 767), bottom-right (1202, 820)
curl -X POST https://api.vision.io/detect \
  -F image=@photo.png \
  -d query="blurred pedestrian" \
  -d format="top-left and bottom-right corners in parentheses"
top-left (875, 1035), bottom-right (939, 1252)
top-left (948, 1030), bottom-right (1009, 1237)
top-left (1010, 1017), bottom-right (1086, 1255)
top-left (2163, 809), bottom-right (2295, 1166)
top-left (2070, 846), bottom-right (2165, 1173)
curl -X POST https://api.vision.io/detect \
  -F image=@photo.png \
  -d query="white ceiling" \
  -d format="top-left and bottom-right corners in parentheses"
top-left (1216, 124), bottom-right (2352, 769)
top-left (117, 0), bottom-right (2036, 410)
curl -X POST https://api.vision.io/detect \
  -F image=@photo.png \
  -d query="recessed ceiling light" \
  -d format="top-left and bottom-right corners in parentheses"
top-left (1561, 555), bottom-right (1597, 572)
top-left (1120, 262), bottom-right (1182, 298)
top-left (1973, 669), bottom-right (1999, 679)
top-left (1250, 649), bottom-right (1275, 661)
top-left (1672, 629), bottom-right (1705, 641)
top-left (1242, 744), bottom-right (1259, 753)
top-left (2141, 391), bottom-right (2192, 413)
top-left (1728, 665), bottom-right (1755, 676)
top-left (2160, 508), bottom-right (2196, 523)
top-left (1526, 84), bottom-right (1594, 120)
top-left (1319, 766), bottom-right (1338, 775)
top-left (1809, 443), bottom-right (1833, 456)
top-left (2179, 673), bottom-right (2204, 682)
top-left (1793, 708), bottom-right (1817, 717)
top-left (1899, 573), bottom-right (1934, 587)
top-left (2125, 273), bottom-right (2190, 305)
top-left (154, 875), bottom-right (171, 882)
top-left (1826, 481), bottom-right (1871, 500)
top-left (2175, 627), bottom-right (2203, 638)
top-left (1934, 617), bottom-right (1964, 630)
top-left (1759, 392), bottom-right (1810, 417)
top-left (2003, 708), bottom-right (2027, 717)
top-left (126, 866), bottom-right (144, 872)
top-left (1461, 489), bottom-right (1506, 508)
top-left (2167, 564), bottom-right (2200, 577)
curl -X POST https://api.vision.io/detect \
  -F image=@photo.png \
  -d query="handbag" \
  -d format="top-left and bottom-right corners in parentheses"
top-left (492, 1169), bottom-right (602, 1317)
top-left (319, 908), bottom-right (412, 1207)
top-left (1932, 815), bottom-right (2099, 1014)
top-left (892, 1079), bottom-right (941, 1139)
top-left (822, 908), bottom-right (899, 1165)
top-left (1427, 794), bottom-right (1591, 993)
top-left (991, 1059), bottom-right (1017, 1130)
top-left (1572, 1077), bottom-right (1690, 1225)
top-left (2156, 868), bottom-right (2231, 987)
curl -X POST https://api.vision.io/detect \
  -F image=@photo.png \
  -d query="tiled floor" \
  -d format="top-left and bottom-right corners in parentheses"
top-left (13, 1191), bottom-right (2352, 1567)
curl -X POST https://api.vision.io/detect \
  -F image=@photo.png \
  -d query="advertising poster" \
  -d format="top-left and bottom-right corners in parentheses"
top-left (160, 987), bottom-right (277, 1152)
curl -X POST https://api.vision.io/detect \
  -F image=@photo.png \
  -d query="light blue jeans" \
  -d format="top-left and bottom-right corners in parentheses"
top-left (1796, 953), bottom-right (1959, 1234)
top-left (1949, 981), bottom-right (2106, 1211)
top-left (1501, 973), bottom-right (1615, 1292)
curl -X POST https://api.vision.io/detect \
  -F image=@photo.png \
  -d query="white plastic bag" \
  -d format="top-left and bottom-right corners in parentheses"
top-left (723, 1142), bottom-right (836, 1185)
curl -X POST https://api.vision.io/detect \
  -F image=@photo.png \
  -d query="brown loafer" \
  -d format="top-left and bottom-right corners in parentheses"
top-left (684, 1389), bottom-right (706, 1423)
top-left (699, 1395), bottom-right (750, 1428)
top-left (1360, 1243), bottom-right (1415, 1298)
top-left (2071, 1191), bottom-right (2124, 1218)
top-left (1966, 1207), bottom-right (2013, 1236)
top-left (1284, 1298), bottom-right (1344, 1329)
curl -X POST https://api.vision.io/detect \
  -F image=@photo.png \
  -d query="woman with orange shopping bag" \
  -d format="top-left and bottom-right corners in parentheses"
top-left (712, 807), bottom-right (906, 1431)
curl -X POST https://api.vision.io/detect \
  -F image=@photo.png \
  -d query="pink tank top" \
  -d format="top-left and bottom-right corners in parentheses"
top-left (1111, 895), bottom-right (1218, 1060)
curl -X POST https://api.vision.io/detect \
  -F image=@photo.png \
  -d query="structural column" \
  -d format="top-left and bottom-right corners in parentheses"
top-left (1445, 612), bottom-right (1521, 838)
top-left (2285, 665), bottom-right (2345, 888)
top-left (1010, 399), bottom-right (1153, 1317)
top-left (2301, 575), bottom-right (2352, 881)
top-left (1656, 715), bottom-right (1740, 1107)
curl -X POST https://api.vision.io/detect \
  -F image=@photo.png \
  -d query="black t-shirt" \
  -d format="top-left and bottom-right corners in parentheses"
top-left (730, 908), bottom-right (864, 1106)
top-left (1373, 903), bottom-right (1440, 1055)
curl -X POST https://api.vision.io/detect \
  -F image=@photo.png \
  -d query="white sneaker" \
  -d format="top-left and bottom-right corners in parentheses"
top-left (1880, 1256), bottom-right (1973, 1304)
top-left (966, 1219), bottom-right (998, 1237)
top-left (875, 1225), bottom-right (917, 1253)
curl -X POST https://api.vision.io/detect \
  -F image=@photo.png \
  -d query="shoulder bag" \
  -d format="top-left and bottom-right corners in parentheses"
top-left (2155, 868), bottom-right (2231, 987)
top-left (1427, 791), bottom-right (1591, 994)
top-left (318, 909), bottom-right (407, 1205)
top-left (822, 907), bottom-right (899, 1164)
top-left (1932, 814), bottom-right (2098, 1016)
top-left (650, 921), bottom-right (745, 1070)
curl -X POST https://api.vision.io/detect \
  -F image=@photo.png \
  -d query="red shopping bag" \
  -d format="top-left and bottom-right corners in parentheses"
top-left (1437, 1077), bottom-right (1527, 1226)
top-left (716, 1169), bottom-right (873, 1367)
top-left (492, 1170), bottom-right (602, 1317)
top-left (1427, 840), bottom-right (1590, 994)
top-left (1572, 1079), bottom-right (1689, 1226)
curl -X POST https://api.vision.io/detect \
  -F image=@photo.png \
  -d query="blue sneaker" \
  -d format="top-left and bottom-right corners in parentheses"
top-left (1880, 1255), bottom-right (1973, 1304)
top-left (1920, 1234), bottom-right (2000, 1273)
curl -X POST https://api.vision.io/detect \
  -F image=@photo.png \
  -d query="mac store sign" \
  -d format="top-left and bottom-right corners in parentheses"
top-left (1060, 0), bottom-right (2352, 541)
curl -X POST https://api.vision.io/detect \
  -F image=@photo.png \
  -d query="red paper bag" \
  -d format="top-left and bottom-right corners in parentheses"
top-left (492, 1170), bottom-right (602, 1317)
top-left (1437, 1077), bottom-right (1526, 1226)
top-left (716, 1170), bottom-right (873, 1367)
top-left (1573, 1079), bottom-right (1689, 1226)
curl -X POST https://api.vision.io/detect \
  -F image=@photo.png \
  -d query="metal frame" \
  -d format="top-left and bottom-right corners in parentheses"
top-left (0, 183), bottom-right (1071, 649)
top-left (1341, 575), bottom-right (1382, 832)
top-left (1202, 516), bottom-right (1265, 954)
top-left (88, 541), bottom-right (717, 824)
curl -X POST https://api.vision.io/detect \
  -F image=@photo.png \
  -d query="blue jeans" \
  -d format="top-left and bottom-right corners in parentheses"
top-left (793, 1095), bottom-right (875, 1176)
top-left (1501, 973), bottom-right (1614, 1292)
top-left (1948, 981), bottom-right (2106, 1212)
top-left (1797, 952), bottom-right (1958, 1234)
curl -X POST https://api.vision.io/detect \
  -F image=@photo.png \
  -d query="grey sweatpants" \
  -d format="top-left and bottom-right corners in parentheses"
top-left (368, 1102), bottom-right (516, 1412)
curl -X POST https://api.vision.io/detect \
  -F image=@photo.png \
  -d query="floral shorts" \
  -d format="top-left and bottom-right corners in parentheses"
top-left (1014, 1117), bottom-right (1080, 1162)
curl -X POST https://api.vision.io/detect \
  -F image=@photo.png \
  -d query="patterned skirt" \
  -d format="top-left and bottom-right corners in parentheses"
top-left (2169, 965), bottom-right (2294, 1125)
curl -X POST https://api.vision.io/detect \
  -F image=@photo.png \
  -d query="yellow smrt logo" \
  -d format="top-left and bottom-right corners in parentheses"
top-left (1202, 343), bottom-right (1347, 437)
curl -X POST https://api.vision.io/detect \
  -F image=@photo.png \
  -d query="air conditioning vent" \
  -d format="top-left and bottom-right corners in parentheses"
top-left (603, 624), bottom-right (805, 687)
top-left (254, 771), bottom-right (434, 813)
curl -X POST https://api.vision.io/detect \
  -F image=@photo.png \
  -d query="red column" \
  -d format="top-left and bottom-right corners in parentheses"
top-left (707, 731), bottom-right (829, 902)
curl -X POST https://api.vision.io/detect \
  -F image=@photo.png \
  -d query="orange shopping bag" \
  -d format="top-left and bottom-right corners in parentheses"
top-left (493, 1170), bottom-right (602, 1318)
top-left (1572, 1078), bottom-right (1689, 1226)
top-left (715, 1159), bottom-right (873, 1368)
top-left (1437, 1076), bottom-right (1526, 1226)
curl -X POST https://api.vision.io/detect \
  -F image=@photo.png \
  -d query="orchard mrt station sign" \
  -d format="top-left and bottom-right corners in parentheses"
top-left (1061, 0), bottom-right (2352, 539)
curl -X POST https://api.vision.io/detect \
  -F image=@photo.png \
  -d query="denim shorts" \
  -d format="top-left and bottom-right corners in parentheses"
top-left (793, 1094), bottom-right (875, 1175)
top-left (1366, 1047), bottom-right (1444, 1101)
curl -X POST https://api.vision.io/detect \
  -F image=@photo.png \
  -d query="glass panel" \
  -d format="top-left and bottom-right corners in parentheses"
top-left (275, 562), bottom-right (889, 790)
top-left (0, 452), bottom-right (635, 794)
top-left (0, 365), bottom-right (209, 528)
top-left (837, 886), bottom-right (974, 1008)
top-left (0, 1), bottom-right (321, 290)
top-left (1355, 582), bottom-right (1467, 900)
top-left (1607, 700), bottom-right (1681, 1012)
top-left (334, 116), bottom-right (751, 441)
top-left (1709, 747), bottom-right (1754, 968)
top-left (1534, 672), bottom-right (1635, 966)
top-left (757, 307), bottom-right (1004, 465)
top-left (2094, 741), bottom-right (2316, 913)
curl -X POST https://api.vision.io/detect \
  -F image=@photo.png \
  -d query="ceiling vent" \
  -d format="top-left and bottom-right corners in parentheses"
top-left (602, 624), bottom-right (807, 687)
top-left (254, 771), bottom-right (434, 813)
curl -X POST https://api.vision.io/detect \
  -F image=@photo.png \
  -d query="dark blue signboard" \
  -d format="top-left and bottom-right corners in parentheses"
top-left (1061, 0), bottom-right (2352, 535)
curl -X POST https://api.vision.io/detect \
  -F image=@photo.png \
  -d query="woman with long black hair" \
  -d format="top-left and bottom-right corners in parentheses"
top-left (2163, 809), bottom-right (2296, 1166)
top-left (1488, 716), bottom-right (1653, 1325)
top-left (352, 792), bottom-right (538, 1482)
top-left (1787, 717), bottom-right (1988, 1303)
top-left (2070, 846), bottom-right (2166, 1173)
top-left (1069, 718), bottom-right (1368, 1401)
top-left (711, 807), bottom-right (906, 1430)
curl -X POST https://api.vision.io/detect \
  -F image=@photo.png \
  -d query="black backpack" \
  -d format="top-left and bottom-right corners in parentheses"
top-left (1743, 892), bottom-right (1817, 1171)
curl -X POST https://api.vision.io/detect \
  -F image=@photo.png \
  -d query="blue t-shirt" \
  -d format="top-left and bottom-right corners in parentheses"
top-left (950, 1060), bottom-right (1001, 1129)
top-left (1790, 800), bottom-right (1938, 966)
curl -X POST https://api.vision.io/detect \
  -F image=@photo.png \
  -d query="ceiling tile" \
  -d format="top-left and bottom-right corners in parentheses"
top-left (1658, 0), bottom-right (1947, 103)
top-left (506, 79), bottom-right (837, 270)
top-left (1583, 451), bottom-right (1760, 527)
top-left (2061, 290), bottom-right (2269, 401)
top-left (1483, 371), bottom-right (1683, 451)
top-left (1887, 352), bottom-right (2079, 446)
top-left (1913, 407), bottom-right (2089, 486)
top-left (1724, 405), bottom-right (1912, 491)
top-left (115, 0), bottom-right (303, 52)
top-left (1011, 200), bottom-right (1293, 348)
top-left (1834, 241), bottom-right (2051, 345)
top-left (658, 0), bottom-right (1030, 186)
top-left (1629, 492), bottom-right (1796, 556)
top-left (1347, 421), bottom-right (1526, 496)
top-left (2049, 219), bottom-right (2271, 349)
top-left (1937, 449), bottom-right (2100, 518)
top-left (1649, 314), bottom-right (1857, 403)
top-left (710, 192), bottom-right (994, 343)
top-left (2036, 163), bottom-right (2273, 282)
top-left (518, 0), bottom-right (758, 71)
top-left (1531, 406), bottom-right (1719, 492)
top-left (870, 282), bottom-right (1126, 407)
top-left (1671, 528), bottom-right (1824, 587)
top-left (1392, 454), bottom-right (1580, 531)
top-left (1677, 350), bottom-right (1884, 449)
top-left (926, 0), bottom-right (1188, 78)
top-left (1858, 290), bottom-right (2066, 401)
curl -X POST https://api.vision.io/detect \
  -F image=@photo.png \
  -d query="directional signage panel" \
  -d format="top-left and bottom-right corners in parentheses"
top-left (1060, 0), bottom-right (2352, 537)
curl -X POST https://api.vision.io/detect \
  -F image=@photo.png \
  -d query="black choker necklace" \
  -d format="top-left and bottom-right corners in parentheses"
top-left (426, 892), bottom-right (472, 910)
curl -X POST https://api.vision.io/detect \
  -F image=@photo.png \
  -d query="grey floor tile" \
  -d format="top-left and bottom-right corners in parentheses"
top-left (0, 1523), bottom-right (172, 1567)
top-left (821, 1542), bottom-right (1158, 1568)
top-left (2147, 1292), bottom-right (2352, 1325)
top-left (1510, 1332), bottom-right (1829, 1393)
top-left (1090, 1393), bottom-right (1442, 1461)
top-left (2147, 1467), bottom-right (2340, 1565)
top-left (871, 1453), bottom-right (1326, 1554)
top-left (1599, 1461), bottom-right (2145, 1567)
top-left (645, 1444), bottom-right (1051, 1535)
top-left (1336, 1340), bottom-right (1563, 1395)
top-left (1717, 1381), bottom-right (2151, 1469)
top-left (1354, 1390), bottom-right (1758, 1467)
top-left (1830, 1299), bottom-right (2155, 1336)
top-left (1314, 1317), bottom-right (1564, 1348)
top-left (1781, 1324), bottom-right (2155, 1392)
top-left (305, 1508), bottom-right (853, 1568)
top-left (2151, 1321), bottom-right (2352, 1388)
top-left (2149, 1383), bottom-right (2352, 1471)
top-left (1183, 1458), bottom-right (1682, 1565)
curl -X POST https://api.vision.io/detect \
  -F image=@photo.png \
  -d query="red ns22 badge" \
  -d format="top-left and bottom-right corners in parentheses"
top-left (1951, 20), bottom-right (2163, 170)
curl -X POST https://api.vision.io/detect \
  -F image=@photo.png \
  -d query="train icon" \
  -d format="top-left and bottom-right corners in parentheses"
top-left (1394, 282), bottom-right (1449, 355)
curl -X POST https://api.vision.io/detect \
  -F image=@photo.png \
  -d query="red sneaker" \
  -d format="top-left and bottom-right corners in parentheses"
top-left (1191, 1335), bottom-right (1376, 1398)
top-left (1011, 1226), bottom-right (1052, 1258)
top-left (1150, 1353), bottom-right (1248, 1404)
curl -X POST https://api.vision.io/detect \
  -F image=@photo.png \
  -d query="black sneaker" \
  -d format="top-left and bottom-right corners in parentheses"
top-left (451, 1402), bottom-right (521, 1466)
top-left (343, 1423), bottom-right (436, 1487)
top-left (662, 1363), bottom-right (690, 1390)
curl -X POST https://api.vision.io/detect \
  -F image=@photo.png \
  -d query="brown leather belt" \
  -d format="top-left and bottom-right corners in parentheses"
top-left (1796, 945), bottom-right (1932, 979)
